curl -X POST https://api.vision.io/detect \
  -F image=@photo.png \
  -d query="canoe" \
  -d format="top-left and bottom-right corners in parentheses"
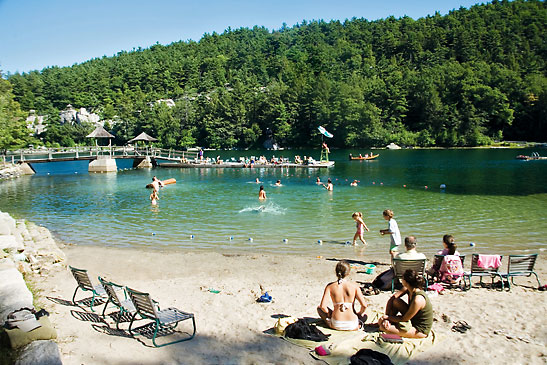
top-left (146, 178), bottom-right (176, 188)
top-left (349, 154), bottom-right (379, 160)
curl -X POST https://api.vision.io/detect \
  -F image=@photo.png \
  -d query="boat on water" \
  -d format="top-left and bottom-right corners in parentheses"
top-left (516, 152), bottom-right (547, 161)
top-left (349, 153), bottom-right (379, 160)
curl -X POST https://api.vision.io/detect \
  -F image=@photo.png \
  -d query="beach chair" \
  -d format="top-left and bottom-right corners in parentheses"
top-left (501, 254), bottom-right (541, 290)
top-left (391, 259), bottom-right (428, 293)
top-left (69, 266), bottom-right (106, 312)
top-left (463, 254), bottom-right (504, 290)
top-left (126, 287), bottom-right (196, 347)
top-left (428, 255), bottom-right (466, 284)
top-left (98, 277), bottom-right (136, 329)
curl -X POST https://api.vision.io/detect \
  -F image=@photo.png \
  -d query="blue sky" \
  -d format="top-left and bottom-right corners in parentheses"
top-left (0, 0), bottom-right (483, 75)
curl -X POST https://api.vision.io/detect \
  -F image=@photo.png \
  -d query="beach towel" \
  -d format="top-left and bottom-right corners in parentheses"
top-left (272, 308), bottom-right (436, 365)
top-left (477, 255), bottom-right (502, 269)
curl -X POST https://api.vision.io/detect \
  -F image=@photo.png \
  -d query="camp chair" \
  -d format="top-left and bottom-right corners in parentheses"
top-left (391, 259), bottom-right (428, 293)
top-left (69, 266), bottom-right (106, 312)
top-left (98, 277), bottom-right (136, 329)
top-left (126, 287), bottom-right (196, 347)
top-left (500, 254), bottom-right (541, 290)
top-left (463, 254), bottom-right (504, 290)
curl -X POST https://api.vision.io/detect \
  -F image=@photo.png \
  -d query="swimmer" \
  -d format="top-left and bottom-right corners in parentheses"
top-left (275, 180), bottom-right (282, 186)
top-left (322, 178), bottom-right (333, 191)
top-left (259, 185), bottom-right (267, 200)
top-left (316, 177), bottom-right (322, 184)
top-left (350, 180), bottom-right (358, 186)
top-left (255, 177), bottom-right (261, 183)
top-left (150, 189), bottom-right (159, 205)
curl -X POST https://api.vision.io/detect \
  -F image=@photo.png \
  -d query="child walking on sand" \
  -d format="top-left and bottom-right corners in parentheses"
top-left (352, 212), bottom-right (369, 246)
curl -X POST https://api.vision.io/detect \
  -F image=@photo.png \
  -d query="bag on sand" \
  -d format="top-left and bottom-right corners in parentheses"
top-left (439, 255), bottom-right (464, 284)
top-left (372, 268), bottom-right (395, 291)
top-left (284, 319), bottom-right (330, 342)
top-left (350, 349), bottom-right (394, 365)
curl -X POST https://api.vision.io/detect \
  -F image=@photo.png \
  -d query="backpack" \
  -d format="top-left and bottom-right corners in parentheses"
top-left (372, 268), bottom-right (395, 291)
top-left (439, 255), bottom-right (464, 284)
top-left (284, 319), bottom-right (330, 342)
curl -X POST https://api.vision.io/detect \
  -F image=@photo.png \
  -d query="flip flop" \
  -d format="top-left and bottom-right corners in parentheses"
top-left (451, 320), bottom-right (472, 333)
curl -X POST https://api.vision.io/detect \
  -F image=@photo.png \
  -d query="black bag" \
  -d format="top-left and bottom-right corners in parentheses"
top-left (284, 319), bottom-right (330, 342)
top-left (372, 268), bottom-right (395, 291)
top-left (350, 349), bottom-right (394, 365)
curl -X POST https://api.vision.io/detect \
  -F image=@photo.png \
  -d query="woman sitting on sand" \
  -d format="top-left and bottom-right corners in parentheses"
top-left (318, 260), bottom-right (368, 331)
top-left (378, 269), bottom-right (433, 338)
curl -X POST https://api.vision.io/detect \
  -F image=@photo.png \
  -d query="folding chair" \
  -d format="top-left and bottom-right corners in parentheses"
top-left (501, 254), bottom-right (541, 290)
top-left (463, 254), bottom-right (504, 290)
top-left (98, 277), bottom-right (136, 329)
top-left (126, 287), bottom-right (196, 347)
top-left (391, 259), bottom-right (428, 293)
top-left (69, 266), bottom-right (106, 312)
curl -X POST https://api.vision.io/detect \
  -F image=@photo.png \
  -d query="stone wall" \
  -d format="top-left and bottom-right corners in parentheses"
top-left (0, 211), bottom-right (64, 364)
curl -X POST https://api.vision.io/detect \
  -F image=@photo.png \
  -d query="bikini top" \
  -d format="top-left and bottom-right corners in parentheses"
top-left (334, 278), bottom-right (353, 311)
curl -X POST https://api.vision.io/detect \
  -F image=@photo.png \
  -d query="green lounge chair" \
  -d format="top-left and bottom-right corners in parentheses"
top-left (501, 254), bottom-right (541, 290)
top-left (126, 287), bottom-right (196, 347)
top-left (392, 258), bottom-right (428, 293)
top-left (463, 254), bottom-right (504, 290)
top-left (69, 266), bottom-right (106, 312)
top-left (98, 277), bottom-right (136, 329)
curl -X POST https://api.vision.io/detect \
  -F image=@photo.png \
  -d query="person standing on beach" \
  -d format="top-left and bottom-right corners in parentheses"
top-left (380, 209), bottom-right (401, 258)
top-left (258, 185), bottom-right (267, 200)
top-left (352, 212), bottom-right (370, 246)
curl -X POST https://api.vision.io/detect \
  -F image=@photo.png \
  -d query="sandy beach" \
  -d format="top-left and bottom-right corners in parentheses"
top-left (25, 243), bottom-right (546, 365)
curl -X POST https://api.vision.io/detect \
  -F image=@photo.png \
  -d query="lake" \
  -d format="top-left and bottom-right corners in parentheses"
top-left (1, 148), bottom-right (546, 258)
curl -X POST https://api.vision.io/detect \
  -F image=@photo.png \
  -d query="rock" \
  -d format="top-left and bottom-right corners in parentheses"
top-left (0, 266), bottom-right (34, 321)
top-left (15, 340), bottom-right (63, 365)
top-left (0, 212), bottom-right (16, 235)
top-left (386, 142), bottom-right (401, 150)
top-left (0, 235), bottom-right (22, 251)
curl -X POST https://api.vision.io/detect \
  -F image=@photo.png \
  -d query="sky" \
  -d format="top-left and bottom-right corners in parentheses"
top-left (0, 0), bottom-right (484, 75)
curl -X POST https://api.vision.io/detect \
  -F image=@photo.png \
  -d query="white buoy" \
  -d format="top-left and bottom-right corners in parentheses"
top-left (469, 242), bottom-right (475, 247)
top-left (317, 239), bottom-right (322, 244)
top-left (248, 238), bottom-right (253, 241)
top-left (152, 232), bottom-right (155, 235)
top-left (283, 238), bottom-right (288, 243)
top-left (345, 241), bottom-right (351, 245)
top-left (190, 235), bottom-right (195, 239)
top-left (440, 184), bottom-right (446, 189)
top-left (229, 236), bottom-right (234, 240)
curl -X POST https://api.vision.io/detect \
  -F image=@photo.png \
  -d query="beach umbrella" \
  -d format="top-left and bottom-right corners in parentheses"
top-left (317, 126), bottom-right (334, 138)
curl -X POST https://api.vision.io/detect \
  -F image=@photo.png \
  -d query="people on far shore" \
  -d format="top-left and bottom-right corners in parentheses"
top-left (380, 209), bottom-right (402, 258)
top-left (318, 260), bottom-right (368, 331)
top-left (323, 178), bottom-right (333, 191)
top-left (378, 269), bottom-right (433, 338)
top-left (258, 185), bottom-right (267, 200)
top-left (352, 212), bottom-right (369, 246)
top-left (395, 236), bottom-right (426, 260)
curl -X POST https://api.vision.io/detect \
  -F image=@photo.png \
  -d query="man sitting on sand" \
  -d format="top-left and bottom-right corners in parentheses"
top-left (395, 236), bottom-right (426, 260)
top-left (318, 260), bottom-right (368, 331)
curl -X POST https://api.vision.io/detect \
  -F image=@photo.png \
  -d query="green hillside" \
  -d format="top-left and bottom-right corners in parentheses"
top-left (3, 0), bottom-right (546, 149)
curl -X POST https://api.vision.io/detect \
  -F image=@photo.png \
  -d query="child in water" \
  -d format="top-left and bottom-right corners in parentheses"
top-left (150, 190), bottom-right (159, 205)
top-left (352, 212), bottom-right (370, 245)
top-left (258, 185), bottom-right (267, 200)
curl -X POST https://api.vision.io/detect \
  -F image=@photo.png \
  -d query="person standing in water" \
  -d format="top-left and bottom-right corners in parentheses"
top-left (352, 212), bottom-right (370, 246)
top-left (323, 178), bottom-right (333, 191)
top-left (258, 185), bottom-right (267, 200)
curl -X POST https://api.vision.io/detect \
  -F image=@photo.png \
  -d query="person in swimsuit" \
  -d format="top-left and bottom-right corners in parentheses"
top-left (352, 212), bottom-right (369, 246)
top-left (378, 269), bottom-right (433, 338)
top-left (318, 260), bottom-right (368, 331)
top-left (258, 185), bottom-right (266, 200)
top-left (322, 178), bottom-right (333, 191)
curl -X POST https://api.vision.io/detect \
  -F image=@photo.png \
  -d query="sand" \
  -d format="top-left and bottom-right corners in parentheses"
top-left (29, 245), bottom-right (546, 365)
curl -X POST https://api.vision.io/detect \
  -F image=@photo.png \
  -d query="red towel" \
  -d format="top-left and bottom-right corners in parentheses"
top-left (477, 255), bottom-right (501, 269)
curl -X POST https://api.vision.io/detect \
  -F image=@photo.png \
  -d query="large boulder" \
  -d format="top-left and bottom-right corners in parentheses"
top-left (15, 340), bottom-right (63, 365)
top-left (0, 212), bottom-right (16, 235)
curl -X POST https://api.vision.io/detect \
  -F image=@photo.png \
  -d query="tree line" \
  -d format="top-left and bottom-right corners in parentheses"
top-left (1, 0), bottom-right (546, 150)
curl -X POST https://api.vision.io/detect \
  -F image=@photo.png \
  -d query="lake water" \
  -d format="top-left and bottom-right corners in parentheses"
top-left (1, 148), bottom-right (546, 258)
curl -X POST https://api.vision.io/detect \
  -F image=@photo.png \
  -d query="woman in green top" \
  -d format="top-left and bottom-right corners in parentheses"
top-left (378, 269), bottom-right (433, 338)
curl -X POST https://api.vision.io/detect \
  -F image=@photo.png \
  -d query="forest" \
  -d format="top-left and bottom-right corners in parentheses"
top-left (1, 0), bottom-right (546, 150)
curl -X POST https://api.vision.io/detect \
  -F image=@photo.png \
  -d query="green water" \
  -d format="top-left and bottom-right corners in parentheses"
top-left (1, 148), bottom-right (546, 258)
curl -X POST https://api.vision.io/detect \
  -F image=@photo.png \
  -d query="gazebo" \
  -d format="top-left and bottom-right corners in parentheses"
top-left (127, 132), bottom-right (158, 144)
top-left (87, 126), bottom-right (115, 148)
top-left (85, 126), bottom-right (117, 172)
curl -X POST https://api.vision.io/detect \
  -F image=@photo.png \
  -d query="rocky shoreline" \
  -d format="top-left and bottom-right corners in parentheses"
top-left (0, 210), bottom-right (65, 364)
top-left (0, 164), bottom-right (25, 181)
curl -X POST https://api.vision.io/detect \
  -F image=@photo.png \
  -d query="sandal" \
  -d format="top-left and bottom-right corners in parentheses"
top-left (451, 320), bottom-right (472, 333)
